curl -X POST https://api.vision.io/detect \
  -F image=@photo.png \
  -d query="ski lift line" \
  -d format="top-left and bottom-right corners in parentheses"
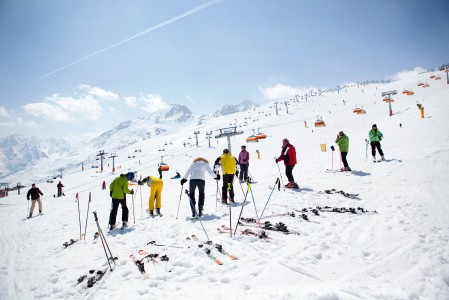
top-left (40, 0), bottom-right (224, 79)
top-left (37, 140), bottom-right (205, 199)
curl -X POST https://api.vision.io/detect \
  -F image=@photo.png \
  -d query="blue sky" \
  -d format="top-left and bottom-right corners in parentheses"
top-left (0, 0), bottom-right (448, 140)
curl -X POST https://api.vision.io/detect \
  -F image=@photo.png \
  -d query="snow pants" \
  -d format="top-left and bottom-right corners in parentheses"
top-left (148, 178), bottom-right (163, 211)
top-left (285, 165), bottom-right (295, 183)
top-left (30, 198), bottom-right (42, 215)
top-left (341, 152), bottom-right (349, 168)
top-left (109, 198), bottom-right (129, 225)
top-left (370, 141), bottom-right (384, 157)
top-left (189, 179), bottom-right (205, 213)
top-left (222, 174), bottom-right (235, 201)
top-left (239, 164), bottom-right (249, 182)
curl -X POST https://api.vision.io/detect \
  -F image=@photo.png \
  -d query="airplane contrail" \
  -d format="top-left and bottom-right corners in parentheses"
top-left (41, 0), bottom-right (224, 79)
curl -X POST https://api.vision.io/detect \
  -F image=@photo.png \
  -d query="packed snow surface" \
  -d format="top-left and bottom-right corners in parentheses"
top-left (1, 70), bottom-right (449, 299)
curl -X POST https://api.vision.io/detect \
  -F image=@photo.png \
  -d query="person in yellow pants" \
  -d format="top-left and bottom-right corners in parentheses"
top-left (139, 175), bottom-right (163, 217)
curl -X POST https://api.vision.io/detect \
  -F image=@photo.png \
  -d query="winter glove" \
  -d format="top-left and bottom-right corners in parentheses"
top-left (180, 178), bottom-right (187, 185)
top-left (130, 189), bottom-right (134, 195)
top-left (215, 174), bottom-right (221, 181)
top-left (110, 191), bottom-right (112, 197)
top-left (235, 170), bottom-right (239, 177)
top-left (275, 157), bottom-right (278, 163)
top-left (330, 145), bottom-right (335, 151)
top-left (138, 180), bottom-right (143, 185)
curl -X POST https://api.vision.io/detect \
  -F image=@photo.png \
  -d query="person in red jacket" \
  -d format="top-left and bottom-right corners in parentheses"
top-left (275, 138), bottom-right (299, 188)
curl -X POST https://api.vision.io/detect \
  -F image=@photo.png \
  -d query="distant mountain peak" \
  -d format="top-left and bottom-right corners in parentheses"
top-left (214, 100), bottom-right (259, 116)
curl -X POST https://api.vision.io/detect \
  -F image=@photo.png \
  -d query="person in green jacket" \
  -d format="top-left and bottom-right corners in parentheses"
top-left (108, 172), bottom-right (134, 229)
top-left (335, 131), bottom-right (351, 172)
top-left (369, 124), bottom-right (385, 162)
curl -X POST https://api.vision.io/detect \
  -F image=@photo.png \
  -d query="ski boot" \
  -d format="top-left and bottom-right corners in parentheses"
top-left (122, 221), bottom-right (129, 228)
top-left (156, 208), bottom-right (161, 216)
top-left (146, 209), bottom-right (154, 217)
top-left (198, 206), bottom-right (203, 217)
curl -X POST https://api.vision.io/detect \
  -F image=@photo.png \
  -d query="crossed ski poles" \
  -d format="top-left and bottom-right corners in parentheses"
top-left (93, 211), bottom-right (116, 272)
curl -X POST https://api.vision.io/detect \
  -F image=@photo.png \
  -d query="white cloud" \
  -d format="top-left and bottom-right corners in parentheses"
top-left (0, 106), bottom-right (9, 117)
top-left (78, 84), bottom-right (119, 102)
top-left (259, 84), bottom-right (313, 100)
top-left (23, 93), bottom-right (103, 122)
top-left (0, 117), bottom-right (37, 128)
top-left (387, 67), bottom-right (427, 82)
top-left (124, 96), bottom-right (137, 107)
top-left (139, 94), bottom-right (169, 113)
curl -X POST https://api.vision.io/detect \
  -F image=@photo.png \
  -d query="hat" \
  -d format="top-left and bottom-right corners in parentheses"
top-left (126, 172), bottom-right (133, 180)
top-left (372, 124), bottom-right (377, 128)
top-left (339, 131), bottom-right (344, 136)
top-left (223, 149), bottom-right (229, 154)
top-left (241, 145), bottom-right (246, 148)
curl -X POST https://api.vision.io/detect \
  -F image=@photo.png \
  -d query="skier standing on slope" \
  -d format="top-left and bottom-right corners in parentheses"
top-left (56, 181), bottom-right (64, 197)
top-left (238, 145), bottom-right (250, 183)
top-left (275, 138), bottom-right (299, 188)
top-left (369, 124), bottom-right (385, 162)
top-left (138, 170), bottom-right (164, 217)
top-left (27, 183), bottom-right (43, 218)
top-left (335, 131), bottom-right (351, 171)
top-left (108, 172), bottom-right (134, 229)
top-left (214, 149), bottom-right (239, 204)
top-left (181, 157), bottom-right (220, 217)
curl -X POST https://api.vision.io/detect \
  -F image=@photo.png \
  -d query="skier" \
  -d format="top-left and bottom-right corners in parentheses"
top-left (108, 172), bottom-right (134, 229)
top-left (335, 131), bottom-right (351, 171)
top-left (138, 173), bottom-right (163, 217)
top-left (102, 181), bottom-right (106, 190)
top-left (238, 145), bottom-right (250, 182)
top-left (369, 124), bottom-right (385, 162)
top-left (56, 181), bottom-right (64, 197)
top-left (27, 183), bottom-right (43, 218)
top-left (275, 138), bottom-right (299, 188)
top-left (171, 171), bottom-right (181, 179)
top-left (214, 149), bottom-right (239, 204)
top-left (180, 157), bottom-right (220, 217)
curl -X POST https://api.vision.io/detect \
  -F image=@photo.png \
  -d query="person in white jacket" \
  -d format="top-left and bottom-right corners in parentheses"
top-left (181, 157), bottom-right (220, 217)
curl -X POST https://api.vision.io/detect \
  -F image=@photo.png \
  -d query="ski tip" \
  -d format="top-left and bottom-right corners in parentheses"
top-left (215, 259), bottom-right (223, 265)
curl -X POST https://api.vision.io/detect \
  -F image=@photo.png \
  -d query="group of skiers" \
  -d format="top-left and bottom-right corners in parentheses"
top-left (334, 124), bottom-right (385, 171)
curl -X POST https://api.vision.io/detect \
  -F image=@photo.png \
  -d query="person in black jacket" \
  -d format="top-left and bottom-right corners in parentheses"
top-left (27, 183), bottom-right (43, 218)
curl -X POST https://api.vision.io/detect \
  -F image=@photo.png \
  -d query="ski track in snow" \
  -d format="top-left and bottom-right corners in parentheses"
top-left (1, 70), bottom-right (449, 299)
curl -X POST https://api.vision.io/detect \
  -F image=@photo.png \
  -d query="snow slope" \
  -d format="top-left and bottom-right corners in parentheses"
top-left (1, 69), bottom-right (449, 300)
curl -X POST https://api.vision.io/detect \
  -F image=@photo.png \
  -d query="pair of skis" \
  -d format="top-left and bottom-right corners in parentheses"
top-left (217, 225), bottom-right (271, 240)
top-left (187, 235), bottom-right (237, 265)
top-left (76, 257), bottom-right (118, 288)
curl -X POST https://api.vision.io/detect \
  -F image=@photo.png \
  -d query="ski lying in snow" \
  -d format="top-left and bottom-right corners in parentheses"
top-left (130, 254), bottom-right (150, 279)
top-left (147, 240), bottom-right (184, 249)
top-left (217, 226), bottom-right (271, 239)
top-left (63, 239), bottom-right (77, 248)
top-left (76, 257), bottom-right (118, 287)
top-left (187, 234), bottom-right (223, 266)
top-left (318, 189), bottom-right (359, 199)
top-left (285, 211), bottom-right (320, 224)
top-left (238, 220), bottom-right (300, 235)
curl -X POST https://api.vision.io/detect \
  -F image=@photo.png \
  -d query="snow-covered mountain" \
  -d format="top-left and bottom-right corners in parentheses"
top-left (0, 133), bottom-right (71, 178)
top-left (214, 100), bottom-right (259, 116)
top-left (1, 66), bottom-right (449, 299)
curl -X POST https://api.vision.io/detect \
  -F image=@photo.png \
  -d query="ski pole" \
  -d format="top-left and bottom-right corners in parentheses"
top-left (234, 182), bottom-right (251, 236)
top-left (26, 198), bottom-right (30, 218)
top-left (249, 184), bottom-right (260, 221)
top-left (228, 183), bottom-right (232, 238)
top-left (83, 192), bottom-right (91, 240)
top-left (93, 211), bottom-right (115, 271)
top-left (140, 181), bottom-right (143, 219)
top-left (76, 193), bottom-right (82, 240)
top-left (248, 170), bottom-right (255, 182)
top-left (184, 189), bottom-right (209, 241)
top-left (275, 160), bottom-right (285, 189)
top-left (330, 145), bottom-right (335, 170)
top-left (259, 178), bottom-right (280, 222)
top-left (365, 139), bottom-right (369, 161)
top-left (176, 184), bottom-right (183, 219)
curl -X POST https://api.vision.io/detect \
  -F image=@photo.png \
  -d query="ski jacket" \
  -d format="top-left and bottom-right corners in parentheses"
top-left (110, 174), bottom-right (132, 200)
top-left (142, 176), bottom-right (162, 187)
top-left (215, 154), bottom-right (239, 175)
top-left (369, 129), bottom-right (383, 142)
top-left (335, 134), bottom-right (349, 152)
top-left (57, 182), bottom-right (64, 190)
top-left (277, 143), bottom-right (297, 166)
top-left (183, 158), bottom-right (216, 181)
top-left (27, 187), bottom-right (43, 200)
top-left (238, 150), bottom-right (250, 165)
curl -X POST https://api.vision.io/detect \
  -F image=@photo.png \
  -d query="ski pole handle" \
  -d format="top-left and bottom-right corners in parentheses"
top-left (93, 211), bottom-right (98, 222)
